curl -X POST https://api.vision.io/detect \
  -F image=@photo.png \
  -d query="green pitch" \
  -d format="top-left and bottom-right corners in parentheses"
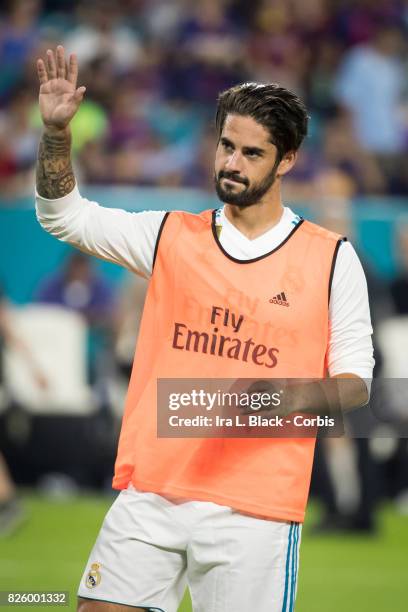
top-left (0, 493), bottom-right (406, 611)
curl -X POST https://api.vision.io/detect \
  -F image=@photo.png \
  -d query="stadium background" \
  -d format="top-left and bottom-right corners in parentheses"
top-left (0, 0), bottom-right (407, 610)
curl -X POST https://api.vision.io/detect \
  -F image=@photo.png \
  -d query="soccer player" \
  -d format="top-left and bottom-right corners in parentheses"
top-left (35, 46), bottom-right (374, 612)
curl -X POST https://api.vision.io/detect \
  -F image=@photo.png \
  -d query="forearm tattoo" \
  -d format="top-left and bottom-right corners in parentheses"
top-left (36, 129), bottom-right (75, 198)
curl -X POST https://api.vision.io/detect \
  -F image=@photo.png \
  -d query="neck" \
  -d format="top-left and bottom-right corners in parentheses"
top-left (224, 182), bottom-right (284, 240)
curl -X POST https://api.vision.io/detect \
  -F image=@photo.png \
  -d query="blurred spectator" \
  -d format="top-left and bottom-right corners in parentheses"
top-left (35, 252), bottom-right (115, 327)
top-left (163, 0), bottom-right (246, 104)
top-left (247, 1), bottom-right (310, 95)
top-left (0, 0), bottom-right (42, 100)
top-left (0, 86), bottom-right (39, 198)
top-left (142, 0), bottom-right (187, 44)
top-left (35, 253), bottom-right (116, 383)
top-left (335, 25), bottom-right (408, 193)
top-left (331, 0), bottom-right (403, 46)
top-left (63, 0), bottom-right (142, 72)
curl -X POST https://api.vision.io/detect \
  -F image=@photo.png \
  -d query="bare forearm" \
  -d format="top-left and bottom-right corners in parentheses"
top-left (36, 126), bottom-right (75, 199)
top-left (285, 374), bottom-right (368, 417)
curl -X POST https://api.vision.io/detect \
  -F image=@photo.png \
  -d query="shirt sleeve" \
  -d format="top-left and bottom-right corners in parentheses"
top-left (35, 186), bottom-right (166, 278)
top-left (328, 241), bottom-right (375, 382)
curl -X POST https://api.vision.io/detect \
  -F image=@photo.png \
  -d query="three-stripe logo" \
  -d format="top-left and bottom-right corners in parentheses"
top-left (269, 292), bottom-right (290, 307)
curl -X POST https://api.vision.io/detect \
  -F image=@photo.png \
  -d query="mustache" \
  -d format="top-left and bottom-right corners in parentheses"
top-left (218, 171), bottom-right (249, 186)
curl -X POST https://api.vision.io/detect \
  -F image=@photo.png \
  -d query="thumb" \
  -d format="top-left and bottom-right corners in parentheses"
top-left (74, 86), bottom-right (86, 103)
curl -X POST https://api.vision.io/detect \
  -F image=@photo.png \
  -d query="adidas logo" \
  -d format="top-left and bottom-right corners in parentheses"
top-left (269, 292), bottom-right (290, 307)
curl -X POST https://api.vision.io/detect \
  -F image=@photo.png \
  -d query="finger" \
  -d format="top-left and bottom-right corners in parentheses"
top-left (56, 45), bottom-right (66, 79)
top-left (67, 53), bottom-right (78, 86)
top-left (46, 48), bottom-right (57, 79)
top-left (37, 59), bottom-right (48, 84)
top-left (73, 86), bottom-right (86, 103)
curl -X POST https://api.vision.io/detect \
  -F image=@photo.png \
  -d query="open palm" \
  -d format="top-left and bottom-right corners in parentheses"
top-left (37, 46), bottom-right (86, 129)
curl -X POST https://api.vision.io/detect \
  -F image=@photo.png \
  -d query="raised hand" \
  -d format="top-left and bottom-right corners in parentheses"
top-left (37, 45), bottom-right (86, 129)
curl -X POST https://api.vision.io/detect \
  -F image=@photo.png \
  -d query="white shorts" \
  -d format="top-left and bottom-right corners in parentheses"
top-left (78, 486), bottom-right (301, 612)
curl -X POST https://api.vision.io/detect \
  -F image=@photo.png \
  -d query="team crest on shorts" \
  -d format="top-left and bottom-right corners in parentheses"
top-left (85, 563), bottom-right (101, 588)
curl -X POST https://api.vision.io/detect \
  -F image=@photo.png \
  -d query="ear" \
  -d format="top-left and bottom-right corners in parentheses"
top-left (276, 151), bottom-right (297, 177)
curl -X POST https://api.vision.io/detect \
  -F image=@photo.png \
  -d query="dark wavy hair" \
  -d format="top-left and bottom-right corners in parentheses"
top-left (215, 82), bottom-right (309, 162)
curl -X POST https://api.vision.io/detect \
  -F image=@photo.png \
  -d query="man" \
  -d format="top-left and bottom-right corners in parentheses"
top-left (35, 46), bottom-right (374, 612)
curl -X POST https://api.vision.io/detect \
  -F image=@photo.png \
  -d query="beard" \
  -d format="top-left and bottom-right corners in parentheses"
top-left (214, 163), bottom-right (279, 207)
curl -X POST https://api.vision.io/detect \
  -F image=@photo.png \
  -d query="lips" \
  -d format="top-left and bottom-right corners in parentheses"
top-left (222, 177), bottom-right (245, 186)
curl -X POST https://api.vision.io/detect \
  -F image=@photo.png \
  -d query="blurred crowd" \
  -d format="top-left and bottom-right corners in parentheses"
top-left (1, 0), bottom-right (408, 200)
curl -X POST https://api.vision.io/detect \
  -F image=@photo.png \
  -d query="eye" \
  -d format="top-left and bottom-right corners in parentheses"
top-left (221, 140), bottom-right (234, 151)
top-left (246, 150), bottom-right (261, 159)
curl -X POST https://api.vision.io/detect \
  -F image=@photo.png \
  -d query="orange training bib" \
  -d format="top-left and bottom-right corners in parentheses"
top-left (113, 210), bottom-right (342, 522)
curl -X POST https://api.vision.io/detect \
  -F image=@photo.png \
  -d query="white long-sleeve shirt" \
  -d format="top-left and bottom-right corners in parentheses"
top-left (35, 186), bottom-right (375, 380)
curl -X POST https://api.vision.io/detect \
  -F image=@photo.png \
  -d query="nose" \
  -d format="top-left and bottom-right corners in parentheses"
top-left (224, 151), bottom-right (243, 173)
